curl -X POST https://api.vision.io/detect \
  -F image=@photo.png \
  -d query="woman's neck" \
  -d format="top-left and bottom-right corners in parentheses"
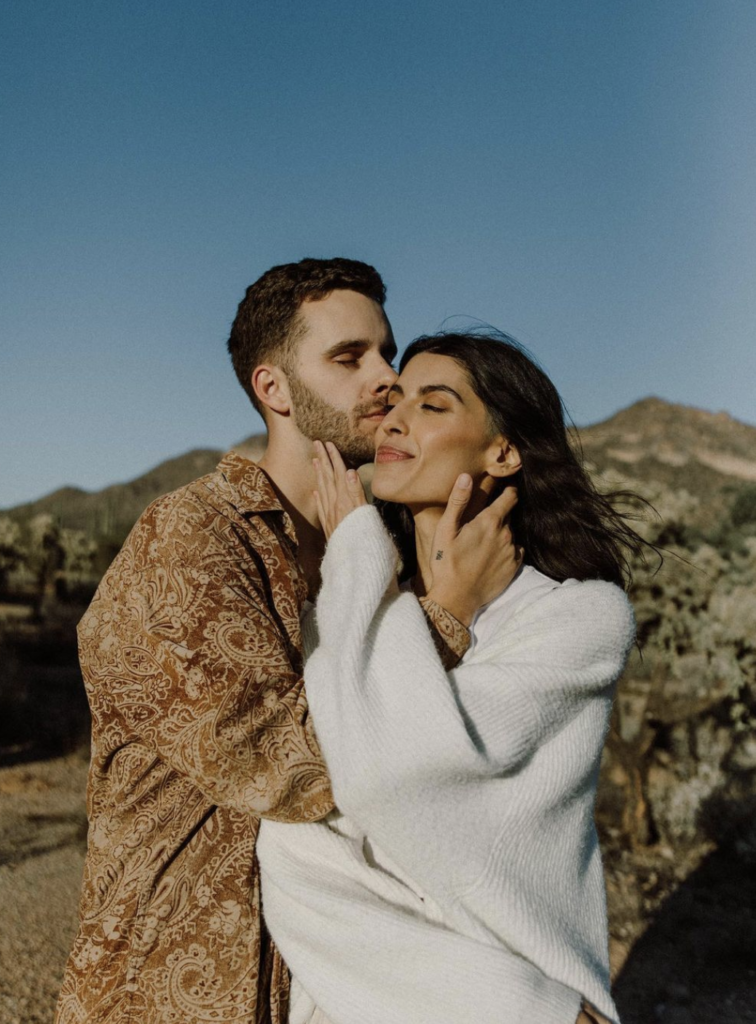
top-left (409, 506), bottom-right (445, 595)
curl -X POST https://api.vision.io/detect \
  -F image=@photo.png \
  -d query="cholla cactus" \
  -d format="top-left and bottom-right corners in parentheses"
top-left (60, 528), bottom-right (97, 582)
top-left (0, 516), bottom-right (25, 592)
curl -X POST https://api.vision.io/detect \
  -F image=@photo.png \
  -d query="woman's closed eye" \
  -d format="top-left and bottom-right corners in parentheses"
top-left (385, 401), bottom-right (447, 413)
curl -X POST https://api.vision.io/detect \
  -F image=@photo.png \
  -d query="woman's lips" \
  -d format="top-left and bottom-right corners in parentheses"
top-left (376, 446), bottom-right (414, 463)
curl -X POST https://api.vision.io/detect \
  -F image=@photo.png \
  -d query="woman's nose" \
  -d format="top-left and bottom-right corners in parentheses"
top-left (381, 404), bottom-right (408, 434)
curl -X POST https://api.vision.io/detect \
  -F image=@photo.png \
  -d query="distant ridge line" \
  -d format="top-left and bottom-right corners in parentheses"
top-left (4, 397), bottom-right (756, 541)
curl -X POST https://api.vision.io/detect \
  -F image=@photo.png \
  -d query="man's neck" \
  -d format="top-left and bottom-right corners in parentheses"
top-left (257, 435), bottom-right (325, 597)
top-left (258, 435), bottom-right (319, 529)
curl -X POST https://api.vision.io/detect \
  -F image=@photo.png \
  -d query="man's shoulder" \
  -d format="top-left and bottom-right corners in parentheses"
top-left (120, 451), bottom-right (281, 568)
top-left (132, 465), bottom-right (232, 539)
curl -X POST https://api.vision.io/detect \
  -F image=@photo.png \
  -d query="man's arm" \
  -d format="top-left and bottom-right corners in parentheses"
top-left (79, 498), bottom-right (334, 823)
top-left (418, 596), bottom-right (470, 670)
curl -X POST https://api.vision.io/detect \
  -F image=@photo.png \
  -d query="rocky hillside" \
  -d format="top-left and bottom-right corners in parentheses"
top-left (577, 398), bottom-right (756, 531)
top-left (579, 397), bottom-right (756, 484)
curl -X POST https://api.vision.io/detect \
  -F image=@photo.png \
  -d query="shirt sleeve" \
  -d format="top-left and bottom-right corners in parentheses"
top-left (417, 595), bottom-right (470, 669)
top-left (78, 497), bottom-right (334, 824)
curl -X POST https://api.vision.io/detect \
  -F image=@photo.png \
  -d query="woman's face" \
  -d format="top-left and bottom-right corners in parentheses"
top-left (372, 352), bottom-right (516, 507)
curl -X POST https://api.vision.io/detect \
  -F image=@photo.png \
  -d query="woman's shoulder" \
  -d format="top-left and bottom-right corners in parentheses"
top-left (480, 568), bottom-right (635, 654)
top-left (525, 570), bottom-right (633, 624)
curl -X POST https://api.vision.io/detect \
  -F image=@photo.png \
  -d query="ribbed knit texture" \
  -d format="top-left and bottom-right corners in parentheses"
top-left (258, 505), bottom-right (635, 1024)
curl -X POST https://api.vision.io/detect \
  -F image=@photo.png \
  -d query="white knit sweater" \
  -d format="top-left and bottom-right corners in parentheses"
top-left (258, 506), bottom-right (635, 1024)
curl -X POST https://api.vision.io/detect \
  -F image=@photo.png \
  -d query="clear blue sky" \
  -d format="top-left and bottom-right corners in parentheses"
top-left (2, 1), bottom-right (755, 508)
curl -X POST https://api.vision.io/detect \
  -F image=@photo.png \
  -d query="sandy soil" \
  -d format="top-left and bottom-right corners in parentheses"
top-left (1, 751), bottom-right (755, 1024)
top-left (0, 752), bottom-right (88, 1024)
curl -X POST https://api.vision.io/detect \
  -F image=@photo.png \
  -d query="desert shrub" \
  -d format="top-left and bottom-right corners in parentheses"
top-left (730, 484), bottom-right (756, 529)
top-left (0, 516), bottom-right (25, 594)
top-left (596, 470), bottom-right (756, 854)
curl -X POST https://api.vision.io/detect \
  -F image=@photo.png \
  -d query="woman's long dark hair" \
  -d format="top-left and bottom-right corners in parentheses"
top-left (377, 330), bottom-right (650, 590)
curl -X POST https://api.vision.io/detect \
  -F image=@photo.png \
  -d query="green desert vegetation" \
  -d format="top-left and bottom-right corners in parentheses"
top-left (596, 463), bottom-right (756, 855)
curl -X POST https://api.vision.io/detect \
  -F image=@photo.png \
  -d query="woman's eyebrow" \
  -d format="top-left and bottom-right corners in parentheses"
top-left (386, 383), bottom-right (463, 402)
top-left (418, 384), bottom-right (464, 403)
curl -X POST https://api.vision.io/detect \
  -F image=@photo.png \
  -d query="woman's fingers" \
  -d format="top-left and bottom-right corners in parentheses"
top-left (323, 441), bottom-right (367, 509)
top-left (314, 441), bottom-right (337, 504)
top-left (324, 440), bottom-right (346, 472)
top-left (324, 441), bottom-right (351, 505)
top-left (313, 488), bottom-right (327, 532)
top-left (312, 451), bottom-right (331, 507)
top-left (486, 484), bottom-right (518, 526)
top-left (436, 474), bottom-right (473, 541)
top-left (345, 467), bottom-right (368, 507)
top-left (313, 441), bottom-right (368, 538)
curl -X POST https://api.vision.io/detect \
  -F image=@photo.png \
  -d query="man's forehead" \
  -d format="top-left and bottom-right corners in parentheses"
top-left (297, 290), bottom-right (394, 348)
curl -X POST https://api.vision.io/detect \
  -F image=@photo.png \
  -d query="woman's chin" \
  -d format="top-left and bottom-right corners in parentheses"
top-left (370, 479), bottom-right (400, 502)
top-left (370, 465), bottom-right (405, 503)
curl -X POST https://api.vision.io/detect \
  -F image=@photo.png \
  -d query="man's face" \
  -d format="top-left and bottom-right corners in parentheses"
top-left (287, 290), bottom-right (398, 465)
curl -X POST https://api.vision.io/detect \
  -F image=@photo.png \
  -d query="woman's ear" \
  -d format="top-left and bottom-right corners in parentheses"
top-left (252, 364), bottom-right (291, 417)
top-left (485, 437), bottom-right (522, 478)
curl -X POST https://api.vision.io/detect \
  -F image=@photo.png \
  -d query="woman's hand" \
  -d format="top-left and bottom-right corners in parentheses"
top-left (312, 440), bottom-right (368, 540)
top-left (424, 474), bottom-right (522, 626)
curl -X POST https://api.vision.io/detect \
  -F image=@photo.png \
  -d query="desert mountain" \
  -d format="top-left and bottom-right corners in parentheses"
top-left (577, 397), bottom-right (756, 488)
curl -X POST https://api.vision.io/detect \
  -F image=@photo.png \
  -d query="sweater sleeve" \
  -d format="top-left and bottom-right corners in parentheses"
top-left (305, 505), bottom-right (634, 893)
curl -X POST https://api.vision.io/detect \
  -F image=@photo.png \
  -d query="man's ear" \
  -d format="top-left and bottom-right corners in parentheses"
top-left (251, 365), bottom-right (291, 417)
top-left (485, 436), bottom-right (522, 478)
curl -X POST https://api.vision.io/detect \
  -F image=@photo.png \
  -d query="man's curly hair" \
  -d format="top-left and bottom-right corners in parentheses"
top-left (227, 257), bottom-right (386, 413)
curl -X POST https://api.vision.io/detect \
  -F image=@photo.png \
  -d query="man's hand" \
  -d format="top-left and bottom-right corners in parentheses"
top-left (424, 474), bottom-right (522, 626)
top-left (313, 440), bottom-right (368, 540)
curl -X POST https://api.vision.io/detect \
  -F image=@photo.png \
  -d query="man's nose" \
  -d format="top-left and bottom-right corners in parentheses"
top-left (370, 360), bottom-right (398, 397)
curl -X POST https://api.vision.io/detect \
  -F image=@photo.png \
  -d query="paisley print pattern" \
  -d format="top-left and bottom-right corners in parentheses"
top-left (55, 452), bottom-right (469, 1024)
top-left (417, 597), bottom-right (470, 670)
top-left (55, 454), bottom-right (333, 1024)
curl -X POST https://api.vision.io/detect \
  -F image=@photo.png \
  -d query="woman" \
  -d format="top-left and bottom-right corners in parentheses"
top-left (257, 331), bottom-right (641, 1024)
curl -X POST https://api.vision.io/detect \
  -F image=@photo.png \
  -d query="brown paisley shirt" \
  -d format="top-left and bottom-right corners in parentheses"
top-left (56, 452), bottom-right (469, 1024)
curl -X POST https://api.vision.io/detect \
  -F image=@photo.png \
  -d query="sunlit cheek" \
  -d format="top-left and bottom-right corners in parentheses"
top-left (412, 441), bottom-right (471, 503)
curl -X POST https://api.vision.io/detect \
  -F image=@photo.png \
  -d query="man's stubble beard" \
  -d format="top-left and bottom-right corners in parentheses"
top-left (287, 370), bottom-right (379, 467)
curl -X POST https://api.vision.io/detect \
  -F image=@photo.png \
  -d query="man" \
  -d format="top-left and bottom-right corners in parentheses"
top-left (55, 258), bottom-right (467, 1024)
